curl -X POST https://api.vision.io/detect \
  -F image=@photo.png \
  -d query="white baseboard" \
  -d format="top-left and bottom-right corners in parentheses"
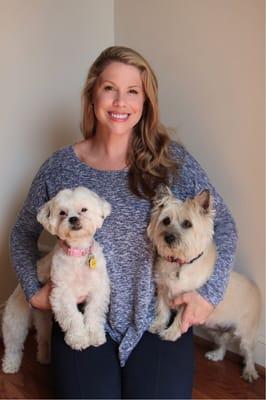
top-left (0, 302), bottom-right (4, 315)
top-left (254, 334), bottom-right (266, 367)
top-left (0, 302), bottom-right (5, 338)
top-left (194, 327), bottom-right (265, 367)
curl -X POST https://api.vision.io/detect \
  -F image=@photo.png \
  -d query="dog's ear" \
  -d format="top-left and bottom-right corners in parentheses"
top-left (147, 220), bottom-right (153, 241)
top-left (95, 199), bottom-right (111, 229)
top-left (101, 199), bottom-right (112, 220)
top-left (153, 184), bottom-right (172, 206)
top-left (37, 200), bottom-right (57, 235)
top-left (194, 190), bottom-right (212, 214)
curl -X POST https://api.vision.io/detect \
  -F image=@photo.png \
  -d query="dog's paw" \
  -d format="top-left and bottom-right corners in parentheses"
top-left (88, 329), bottom-right (106, 347)
top-left (205, 349), bottom-right (225, 362)
top-left (64, 330), bottom-right (90, 351)
top-left (159, 326), bottom-right (182, 342)
top-left (242, 365), bottom-right (259, 383)
top-left (2, 354), bottom-right (22, 374)
top-left (149, 321), bottom-right (167, 334)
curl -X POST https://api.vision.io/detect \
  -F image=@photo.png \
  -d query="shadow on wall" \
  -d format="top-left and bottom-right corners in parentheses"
top-left (0, 108), bottom-right (82, 305)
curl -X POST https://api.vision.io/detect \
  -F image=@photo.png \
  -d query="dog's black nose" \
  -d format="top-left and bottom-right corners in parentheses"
top-left (164, 233), bottom-right (176, 244)
top-left (69, 216), bottom-right (79, 224)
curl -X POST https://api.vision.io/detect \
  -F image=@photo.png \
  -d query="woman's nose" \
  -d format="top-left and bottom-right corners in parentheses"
top-left (113, 91), bottom-right (126, 106)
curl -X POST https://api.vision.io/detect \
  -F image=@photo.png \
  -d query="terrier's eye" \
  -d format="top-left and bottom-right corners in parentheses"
top-left (81, 208), bottom-right (87, 212)
top-left (181, 219), bottom-right (192, 229)
top-left (162, 217), bottom-right (171, 226)
top-left (59, 210), bottom-right (66, 216)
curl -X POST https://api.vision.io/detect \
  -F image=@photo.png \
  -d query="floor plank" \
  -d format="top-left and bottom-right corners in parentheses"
top-left (0, 333), bottom-right (264, 399)
top-left (193, 337), bottom-right (265, 399)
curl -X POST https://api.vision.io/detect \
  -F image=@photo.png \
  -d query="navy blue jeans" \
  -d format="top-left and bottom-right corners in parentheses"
top-left (51, 322), bottom-right (194, 399)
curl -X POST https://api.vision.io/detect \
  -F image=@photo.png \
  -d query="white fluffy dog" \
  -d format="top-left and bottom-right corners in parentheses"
top-left (148, 185), bottom-right (261, 382)
top-left (2, 186), bottom-right (111, 373)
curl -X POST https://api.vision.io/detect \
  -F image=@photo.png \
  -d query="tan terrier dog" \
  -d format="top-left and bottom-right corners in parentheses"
top-left (148, 185), bottom-right (261, 382)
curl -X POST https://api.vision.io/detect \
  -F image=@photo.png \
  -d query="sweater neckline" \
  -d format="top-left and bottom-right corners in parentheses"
top-left (69, 145), bottom-right (129, 175)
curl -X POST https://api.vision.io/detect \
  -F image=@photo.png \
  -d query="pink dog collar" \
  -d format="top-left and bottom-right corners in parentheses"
top-left (59, 239), bottom-right (94, 257)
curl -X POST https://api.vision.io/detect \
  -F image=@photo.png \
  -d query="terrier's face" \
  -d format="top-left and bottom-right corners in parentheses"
top-left (147, 185), bottom-right (215, 262)
top-left (37, 186), bottom-right (111, 241)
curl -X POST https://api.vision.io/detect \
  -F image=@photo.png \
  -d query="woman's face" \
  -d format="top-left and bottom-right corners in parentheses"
top-left (92, 62), bottom-right (145, 138)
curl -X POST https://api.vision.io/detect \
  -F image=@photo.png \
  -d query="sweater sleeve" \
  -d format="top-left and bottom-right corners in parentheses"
top-left (10, 161), bottom-right (50, 301)
top-left (179, 147), bottom-right (238, 306)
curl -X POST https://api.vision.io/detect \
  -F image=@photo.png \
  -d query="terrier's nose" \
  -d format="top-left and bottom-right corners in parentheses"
top-left (164, 233), bottom-right (176, 244)
top-left (69, 216), bottom-right (79, 224)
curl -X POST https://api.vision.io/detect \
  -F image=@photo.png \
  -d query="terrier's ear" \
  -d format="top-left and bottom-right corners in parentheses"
top-left (147, 222), bottom-right (152, 240)
top-left (153, 184), bottom-right (172, 203)
top-left (194, 190), bottom-right (212, 213)
top-left (37, 200), bottom-right (56, 235)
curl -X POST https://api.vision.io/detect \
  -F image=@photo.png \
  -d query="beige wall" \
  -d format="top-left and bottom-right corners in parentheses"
top-left (115, 0), bottom-right (265, 365)
top-left (0, 0), bottom-right (114, 303)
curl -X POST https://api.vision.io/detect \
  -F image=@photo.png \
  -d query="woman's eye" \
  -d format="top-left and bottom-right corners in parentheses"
top-left (162, 217), bottom-right (171, 226)
top-left (129, 89), bottom-right (138, 94)
top-left (181, 219), bottom-right (192, 229)
top-left (104, 85), bottom-right (114, 91)
top-left (59, 210), bottom-right (66, 216)
top-left (81, 208), bottom-right (87, 212)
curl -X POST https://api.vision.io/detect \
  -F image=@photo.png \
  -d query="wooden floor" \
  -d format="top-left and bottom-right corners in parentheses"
top-left (0, 334), bottom-right (264, 399)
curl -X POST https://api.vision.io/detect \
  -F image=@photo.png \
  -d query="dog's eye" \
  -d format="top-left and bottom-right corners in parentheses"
top-left (59, 210), bottom-right (66, 216)
top-left (81, 208), bottom-right (87, 212)
top-left (162, 217), bottom-right (171, 226)
top-left (181, 219), bottom-right (192, 229)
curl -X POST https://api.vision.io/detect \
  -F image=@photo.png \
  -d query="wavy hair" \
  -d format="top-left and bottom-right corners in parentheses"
top-left (81, 46), bottom-right (179, 199)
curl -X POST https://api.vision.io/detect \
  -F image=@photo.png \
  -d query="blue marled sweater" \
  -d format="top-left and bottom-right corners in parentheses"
top-left (10, 141), bottom-right (237, 366)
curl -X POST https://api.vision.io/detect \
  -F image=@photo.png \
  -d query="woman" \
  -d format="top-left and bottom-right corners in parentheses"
top-left (10, 46), bottom-right (237, 399)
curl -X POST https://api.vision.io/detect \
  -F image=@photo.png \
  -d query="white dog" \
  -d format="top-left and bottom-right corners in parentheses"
top-left (2, 186), bottom-right (111, 373)
top-left (148, 185), bottom-right (261, 382)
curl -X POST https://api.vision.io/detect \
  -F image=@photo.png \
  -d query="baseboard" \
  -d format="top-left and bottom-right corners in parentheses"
top-left (194, 327), bottom-right (266, 369)
top-left (254, 334), bottom-right (266, 368)
top-left (0, 302), bottom-right (5, 338)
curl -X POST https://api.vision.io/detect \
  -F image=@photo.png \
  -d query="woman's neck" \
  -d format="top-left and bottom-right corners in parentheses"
top-left (91, 130), bottom-right (131, 160)
top-left (76, 131), bottom-right (132, 171)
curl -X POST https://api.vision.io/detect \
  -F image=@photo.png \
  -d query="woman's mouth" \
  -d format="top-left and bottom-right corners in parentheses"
top-left (108, 112), bottom-right (130, 122)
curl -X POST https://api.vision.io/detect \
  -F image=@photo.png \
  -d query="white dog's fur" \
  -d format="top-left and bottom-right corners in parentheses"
top-left (148, 185), bottom-right (261, 382)
top-left (2, 186), bottom-right (111, 373)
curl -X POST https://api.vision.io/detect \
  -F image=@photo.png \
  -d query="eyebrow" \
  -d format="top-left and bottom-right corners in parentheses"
top-left (101, 80), bottom-right (142, 89)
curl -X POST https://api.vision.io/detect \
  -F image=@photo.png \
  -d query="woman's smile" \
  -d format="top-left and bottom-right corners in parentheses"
top-left (108, 112), bottom-right (130, 122)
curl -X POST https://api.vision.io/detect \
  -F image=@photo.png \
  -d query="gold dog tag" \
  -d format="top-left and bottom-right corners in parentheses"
top-left (87, 255), bottom-right (97, 269)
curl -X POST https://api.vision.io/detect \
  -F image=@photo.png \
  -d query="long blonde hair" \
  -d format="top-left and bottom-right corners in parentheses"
top-left (81, 46), bottom-right (179, 199)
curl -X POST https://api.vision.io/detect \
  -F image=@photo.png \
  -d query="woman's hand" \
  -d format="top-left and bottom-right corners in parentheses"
top-left (29, 281), bottom-right (87, 310)
top-left (29, 281), bottom-right (53, 310)
top-left (170, 291), bottom-right (214, 333)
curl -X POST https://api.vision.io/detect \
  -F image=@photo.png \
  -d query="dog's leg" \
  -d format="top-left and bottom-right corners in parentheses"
top-left (149, 295), bottom-right (171, 334)
top-left (159, 306), bottom-right (184, 341)
top-left (239, 338), bottom-right (259, 382)
top-left (2, 286), bottom-right (31, 373)
top-left (33, 310), bottom-right (52, 364)
top-left (205, 331), bottom-right (231, 362)
top-left (50, 288), bottom-right (89, 350)
top-left (83, 291), bottom-right (109, 347)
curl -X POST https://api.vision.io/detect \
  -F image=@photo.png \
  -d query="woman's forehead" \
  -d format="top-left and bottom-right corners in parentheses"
top-left (98, 62), bottom-right (142, 85)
